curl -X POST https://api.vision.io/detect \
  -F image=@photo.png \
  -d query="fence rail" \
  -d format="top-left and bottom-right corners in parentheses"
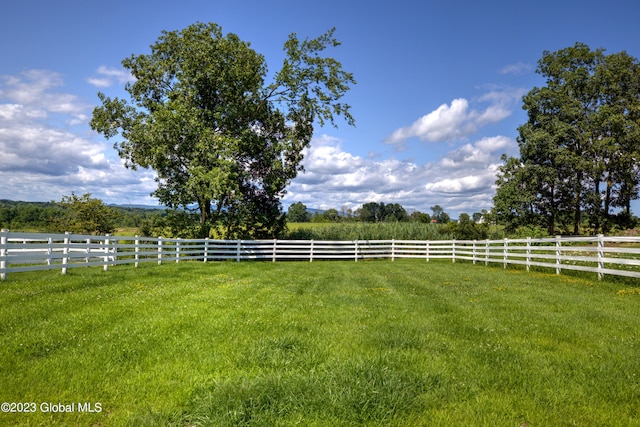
top-left (1, 229), bottom-right (639, 281)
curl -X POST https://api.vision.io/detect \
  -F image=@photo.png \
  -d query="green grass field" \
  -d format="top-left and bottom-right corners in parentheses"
top-left (1, 260), bottom-right (639, 426)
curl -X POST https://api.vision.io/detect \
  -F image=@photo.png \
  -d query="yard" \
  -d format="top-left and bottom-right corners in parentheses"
top-left (0, 260), bottom-right (638, 426)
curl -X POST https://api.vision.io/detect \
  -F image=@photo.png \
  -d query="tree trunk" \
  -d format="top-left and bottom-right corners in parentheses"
top-left (198, 199), bottom-right (212, 238)
top-left (592, 179), bottom-right (601, 233)
top-left (604, 177), bottom-right (613, 233)
top-left (573, 171), bottom-right (582, 235)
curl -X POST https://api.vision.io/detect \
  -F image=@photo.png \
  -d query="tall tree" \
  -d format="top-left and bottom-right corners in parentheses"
top-left (590, 51), bottom-right (640, 230)
top-left (520, 43), bottom-right (602, 234)
top-left (495, 43), bottom-right (640, 234)
top-left (91, 22), bottom-right (355, 238)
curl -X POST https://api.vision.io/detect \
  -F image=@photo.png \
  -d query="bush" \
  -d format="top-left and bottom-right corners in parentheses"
top-left (509, 224), bottom-right (550, 239)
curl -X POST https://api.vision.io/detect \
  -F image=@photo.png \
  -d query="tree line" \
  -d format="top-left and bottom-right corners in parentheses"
top-left (0, 194), bottom-right (161, 235)
top-left (287, 202), bottom-right (492, 240)
top-left (1, 196), bottom-right (493, 241)
top-left (493, 43), bottom-right (640, 235)
top-left (287, 201), bottom-right (464, 224)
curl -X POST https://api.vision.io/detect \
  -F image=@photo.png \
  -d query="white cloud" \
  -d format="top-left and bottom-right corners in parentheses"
top-left (385, 98), bottom-right (474, 145)
top-left (439, 135), bottom-right (512, 169)
top-left (385, 87), bottom-right (525, 150)
top-left (0, 70), bottom-right (88, 116)
top-left (0, 104), bottom-right (23, 120)
top-left (500, 62), bottom-right (532, 75)
top-left (286, 134), bottom-right (517, 215)
top-left (473, 104), bottom-right (511, 126)
top-left (475, 135), bottom-right (511, 152)
top-left (87, 66), bottom-right (135, 88)
top-left (385, 89), bottom-right (520, 146)
top-left (424, 175), bottom-right (489, 193)
top-left (0, 70), bottom-right (157, 205)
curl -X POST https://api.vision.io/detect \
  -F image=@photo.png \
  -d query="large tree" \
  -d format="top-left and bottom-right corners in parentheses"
top-left (494, 43), bottom-right (640, 234)
top-left (589, 51), bottom-right (640, 230)
top-left (91, 22), bottom-right (355, 238)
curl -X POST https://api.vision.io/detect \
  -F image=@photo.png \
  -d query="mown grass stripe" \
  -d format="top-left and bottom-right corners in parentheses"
top-left (0, 260), bottom-right (638, 426)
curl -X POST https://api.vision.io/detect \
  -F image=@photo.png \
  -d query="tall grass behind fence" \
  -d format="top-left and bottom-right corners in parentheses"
top-left (1, 229), bottom-right (640, 281)
top-left (286, 222), bottom-right (458, 241)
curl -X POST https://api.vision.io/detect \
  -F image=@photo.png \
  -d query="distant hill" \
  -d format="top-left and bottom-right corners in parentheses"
top-left (107, 203), bottom-right (166, 210)
top-left (0, 199), bottom-right (165, 232)
top-left (1, 199), bottom-right (165, 210)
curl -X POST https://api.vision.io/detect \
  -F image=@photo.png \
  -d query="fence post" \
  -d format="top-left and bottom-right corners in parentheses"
top-left (425, 240), bottom-right (430, 262)
top-left (555, 235), bottom-right (562, 275)
top-left (61, 232), bottom-right (70, 275)
top-left (597, 234), bottom-right (604, 280)
top-left (485, 240), bottom-right (490, 266)
top-left (236, 240), bottom-right (241, 262)
top-left (0, 229), bottom-right (7, 281)
top-left (203, 238), bottom-right (209, 263)
top-left (354, 240), bottom-right (359, 262)
top-left (85, 238), bottom-right (91, 263)
top-left (158, 237), bottom-right (163, 265)
top-left (47, 237), bottom-right (53, 266)
top-left (104, 234), bottom-right (110, 271)
top-left (503, 238), bottom-right (508, 269)
top-left (176, 238), bottom-right (181, 263)
top-left (452, 240), bottom-right (456, 263)
top-left (112, 237), bottom-right (118, 265)
top-left (135, 236), bottom-right (140, 268)
top-left (391, 239), bottom-right (395, 261)
top-left (526, 237), bottom-right (531, 272)
top-left (273, 239), bottom-right (277, 263)
top-left (472, 240), bottom-right (477, 265)
top-left (310, 240), bottom-right (314, 262)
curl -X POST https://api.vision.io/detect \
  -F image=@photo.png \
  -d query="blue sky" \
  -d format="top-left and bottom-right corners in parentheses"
top-left (2, 0), bottom-right (639, 217)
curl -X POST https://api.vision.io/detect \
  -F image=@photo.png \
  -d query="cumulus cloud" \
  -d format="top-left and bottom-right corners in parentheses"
top-left (286, 134), bottom-right (516, 215)
top-left (385, 88), bottom-right (523, 147)
top-left (439, 135), bottom-right (512, 169)
top-left (0, 70), bottom-right (156, 204)
top-left (87, 66), bottom-right (135, 88)
top-left (385, 98), bottom-right (474, 145)
top-left (0, 70), bottom-right (89, 125)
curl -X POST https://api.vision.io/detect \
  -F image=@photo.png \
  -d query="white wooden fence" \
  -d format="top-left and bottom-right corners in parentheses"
top-left (1, 229), bottom-right (640, 281)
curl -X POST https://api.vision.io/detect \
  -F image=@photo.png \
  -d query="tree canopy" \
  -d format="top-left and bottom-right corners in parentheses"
top-left (493, 43), bottom-right (640, 234)
top-left (287, 201), bottom-right (312, 222)
top-left (91, 22), bottom-right (355, 238)
top-left (357, 202), bottom-right (408, 222)
top-left (54, 193), bottom-right (119, 235)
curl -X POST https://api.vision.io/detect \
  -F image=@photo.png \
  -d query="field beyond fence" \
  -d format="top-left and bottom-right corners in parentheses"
top-left (1, 229), bottom-right (640, 281)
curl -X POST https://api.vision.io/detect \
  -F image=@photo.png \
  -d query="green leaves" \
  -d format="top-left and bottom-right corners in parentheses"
top-left (495, 43), bottom-right (640, 234)
top-left (274, 27), bottom-right (356, 128)
top-left (90, 22), bottom-right (355, 238)
top-left (54, 192), bottom-right (119, 235)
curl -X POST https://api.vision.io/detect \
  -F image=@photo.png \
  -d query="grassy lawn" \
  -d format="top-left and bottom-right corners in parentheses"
top-left (0, 260), bottom-right (639, 426)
